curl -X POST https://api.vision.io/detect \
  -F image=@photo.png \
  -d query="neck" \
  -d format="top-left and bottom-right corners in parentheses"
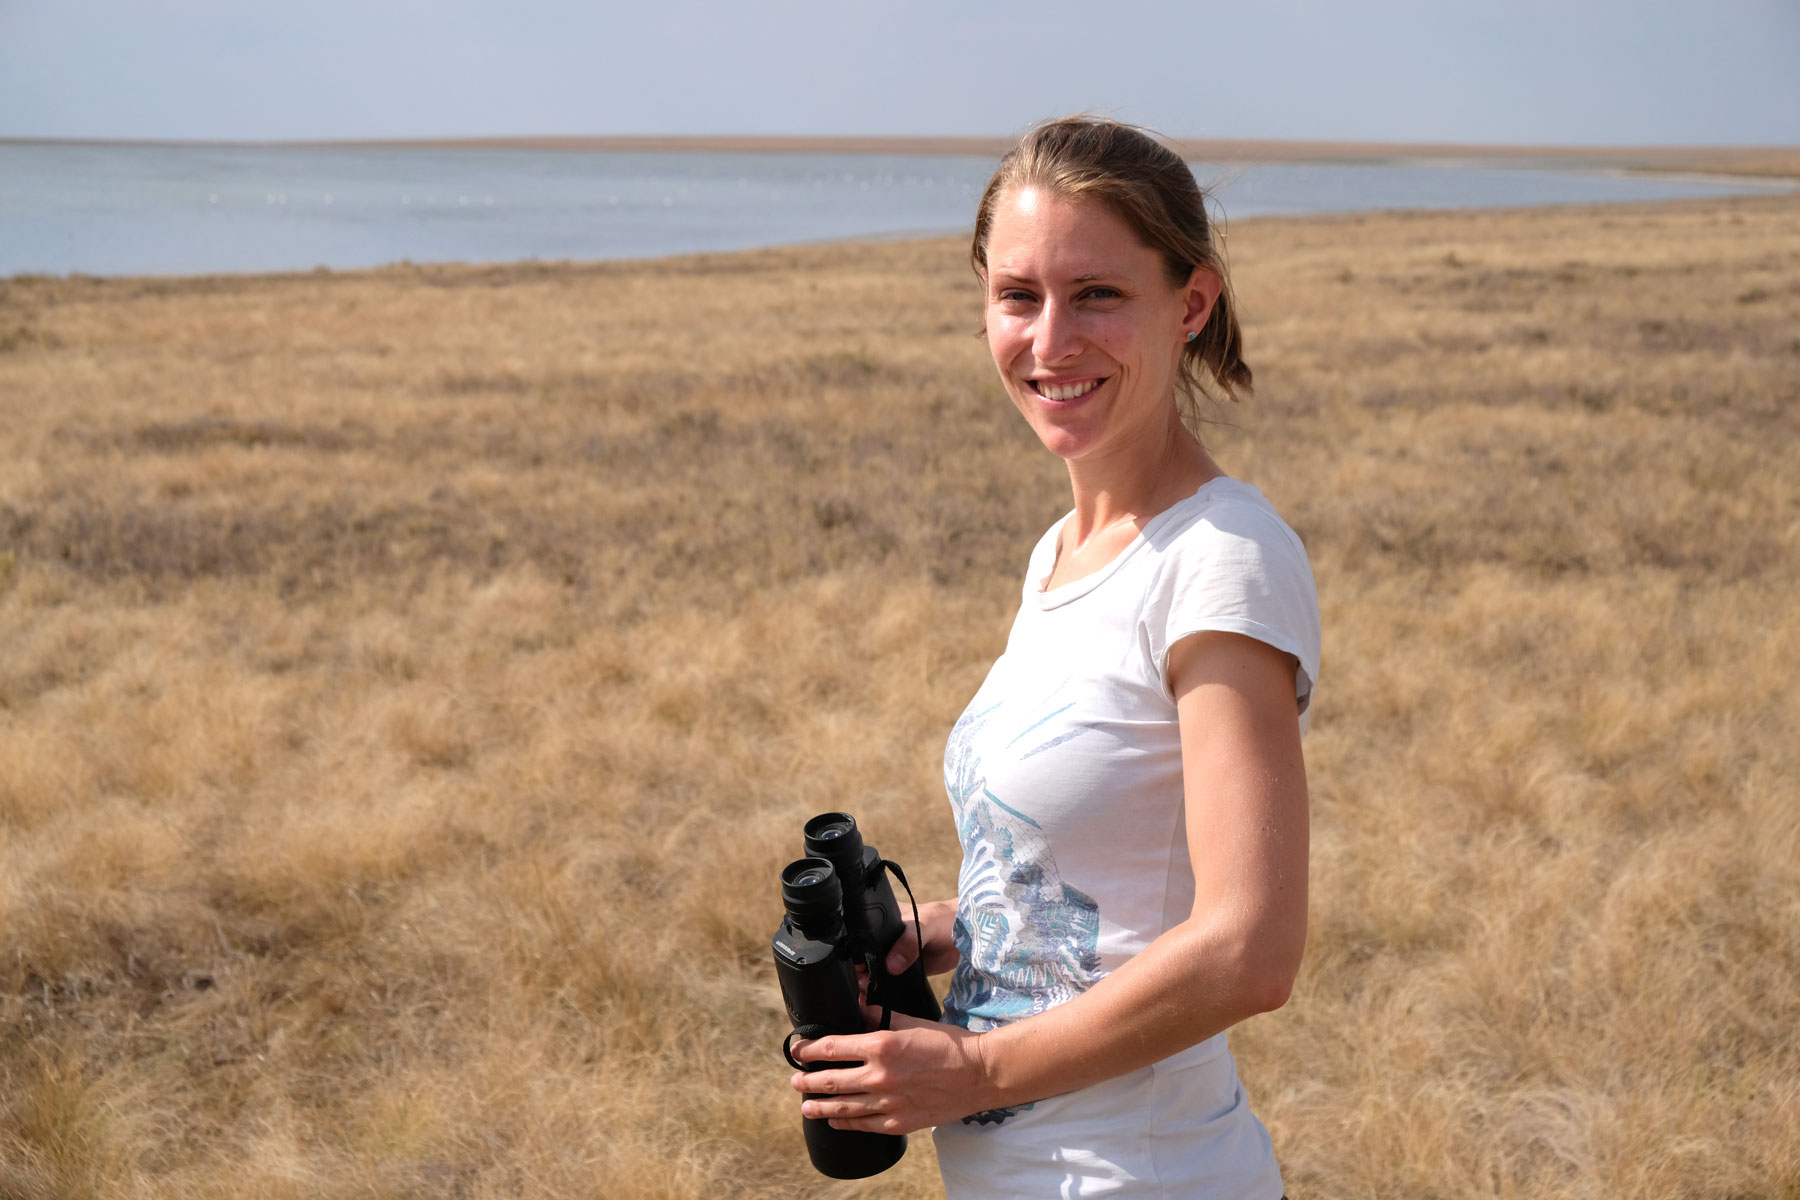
top-left (1063, 415), bottom-right (1221, 546)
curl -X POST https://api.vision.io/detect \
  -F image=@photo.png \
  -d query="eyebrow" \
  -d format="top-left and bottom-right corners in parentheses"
top-left (990, 270), bottom-right (1115, 284)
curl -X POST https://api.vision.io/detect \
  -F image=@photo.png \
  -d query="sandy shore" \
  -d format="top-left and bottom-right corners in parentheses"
top-left (8, 133), bottom-right (1798, 181)
top-left (371, 137), bottom-right (1800, 182)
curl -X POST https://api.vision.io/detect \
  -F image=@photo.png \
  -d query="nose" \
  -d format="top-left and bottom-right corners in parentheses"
top-left (1032, 297), bottom-right (1082, 365)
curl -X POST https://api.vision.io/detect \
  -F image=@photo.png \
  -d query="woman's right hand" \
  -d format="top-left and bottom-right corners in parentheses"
top-left (886, 898), bottom-right (961, 978)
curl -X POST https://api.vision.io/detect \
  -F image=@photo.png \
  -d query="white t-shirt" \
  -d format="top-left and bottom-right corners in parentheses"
top-left (932, 476), bottom-right (1320, 1200)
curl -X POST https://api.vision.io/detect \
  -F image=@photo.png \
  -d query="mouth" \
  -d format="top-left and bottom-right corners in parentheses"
top-left (1027, 377), bottom-right (1106, 401)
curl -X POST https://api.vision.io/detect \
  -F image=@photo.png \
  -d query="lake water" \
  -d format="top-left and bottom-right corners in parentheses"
top-left (1, 142), bottom-right (1785, 278)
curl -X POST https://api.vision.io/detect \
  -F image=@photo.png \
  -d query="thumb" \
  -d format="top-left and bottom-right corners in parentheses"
top-left (885, 930), bottom-right (921, 974)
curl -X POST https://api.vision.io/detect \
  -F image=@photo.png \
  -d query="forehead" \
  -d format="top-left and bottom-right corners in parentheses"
top-left (984, 186), bottom-right (1160, 280)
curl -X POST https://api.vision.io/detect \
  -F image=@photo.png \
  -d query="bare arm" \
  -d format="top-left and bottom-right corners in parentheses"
top-left (791, 630), bottom-right (1310, 1131)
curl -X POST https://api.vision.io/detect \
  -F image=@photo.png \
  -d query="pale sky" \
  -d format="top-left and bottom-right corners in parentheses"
top-left (2, 0), bottom-right (1797, 145)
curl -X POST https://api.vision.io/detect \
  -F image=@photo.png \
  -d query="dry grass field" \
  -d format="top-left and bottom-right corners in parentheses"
top-left (2, 191), bottom-right (1798, 1199)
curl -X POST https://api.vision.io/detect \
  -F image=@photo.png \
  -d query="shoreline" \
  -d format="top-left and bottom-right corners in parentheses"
top-left (6, 191), bottom-right (1795, 288)
top-left (5, 133), bottom-right (1798, 181)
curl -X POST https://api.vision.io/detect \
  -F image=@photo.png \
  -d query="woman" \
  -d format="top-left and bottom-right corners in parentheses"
top-left (790, 116), bottom-right (1319, 1199)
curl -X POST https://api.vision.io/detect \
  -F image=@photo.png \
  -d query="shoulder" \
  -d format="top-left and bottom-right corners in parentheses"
top-left (1137, 478), bottom-right (1322, 721)
top-left (1144, 478), bottom-right (1309, 572)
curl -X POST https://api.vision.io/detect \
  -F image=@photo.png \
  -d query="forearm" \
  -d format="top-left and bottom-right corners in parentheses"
top-left (971, 909), bottom-right (1300, 1112)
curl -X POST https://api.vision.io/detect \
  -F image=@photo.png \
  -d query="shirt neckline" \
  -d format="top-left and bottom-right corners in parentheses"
top-left (1031, 476), bottom-right (1235, 611)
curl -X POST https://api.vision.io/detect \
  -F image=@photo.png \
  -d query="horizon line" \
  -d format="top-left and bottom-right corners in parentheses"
top-left (6, 135), bottom-right (1796, 181)
top-left (4, 133), bottom-right (1797, 153)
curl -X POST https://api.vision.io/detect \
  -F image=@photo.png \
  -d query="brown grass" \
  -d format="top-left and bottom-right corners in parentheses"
top-left (2, 192), bottom-right (1798, 1199)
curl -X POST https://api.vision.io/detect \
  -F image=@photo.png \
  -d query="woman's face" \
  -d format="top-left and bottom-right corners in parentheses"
top-left (981, 187), bottom-right (1218, 467)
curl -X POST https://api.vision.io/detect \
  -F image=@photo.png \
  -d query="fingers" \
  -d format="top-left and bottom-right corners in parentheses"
top-left (787, 1035), bottom-right (878, 1096)
top-left (809, 1105), bottom-right (909, 1135)
top-left (792, 1028), bottom-right (904, 1065)
top-left (828, 1115), bottom-right (907, 1135)
top-left (799, 1093), bottom-right (887, 1120)
top-left (797, 1090), bottom-right (915, 1135)
top-left (789, 1065), bottom-right (868, 1095)
top-left (787, 1021), bottom-right (968, 1137)
top-left (788, 1034), bottom-right (842, 1064)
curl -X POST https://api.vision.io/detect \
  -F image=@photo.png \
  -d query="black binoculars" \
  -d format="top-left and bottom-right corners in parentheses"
top-left (772, 811), bottom-right (941, 1179)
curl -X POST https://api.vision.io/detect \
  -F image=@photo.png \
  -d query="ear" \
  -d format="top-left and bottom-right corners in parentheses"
top-left (1181, 265), bottom-right (1223, 338)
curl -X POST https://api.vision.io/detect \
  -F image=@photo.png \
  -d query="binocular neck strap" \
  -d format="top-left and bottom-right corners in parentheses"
top-left (862, 858), bottom-right (925, 1033)
top-left (879, 858), bottom-right (927, 983)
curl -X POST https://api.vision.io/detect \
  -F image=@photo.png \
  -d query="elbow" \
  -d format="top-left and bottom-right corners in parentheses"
top-left (1244, 967), bottom-right (1296, 1015)
top-left (1242, 930), bottom-right (1305, 1015)
top-left (1198, 919), bottom-right (1304, 1019)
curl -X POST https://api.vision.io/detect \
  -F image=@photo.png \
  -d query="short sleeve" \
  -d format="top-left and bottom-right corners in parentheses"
top-left (1140, 497), bottom-right (1322, 733)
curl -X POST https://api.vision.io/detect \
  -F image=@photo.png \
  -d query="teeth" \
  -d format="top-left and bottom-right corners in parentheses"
top-left (1039, 379), bottom-right (1099, 401)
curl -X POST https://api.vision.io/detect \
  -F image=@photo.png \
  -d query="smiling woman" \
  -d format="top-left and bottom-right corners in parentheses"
top-left (980, 185), bottom-right (1228, 531)
top-left (973, 117), bottom-right (1253, 414)
top-left (788, 116), bottom-right (1319, 1199)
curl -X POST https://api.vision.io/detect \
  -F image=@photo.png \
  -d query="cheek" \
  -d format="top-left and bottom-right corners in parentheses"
top-left (986, 317), bottom-right (1028, 369)
top-left (1084, 316), bottom-right (1143, 362)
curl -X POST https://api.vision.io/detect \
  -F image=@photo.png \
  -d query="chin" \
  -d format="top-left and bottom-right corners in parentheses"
top-left (1012, 404), bottom-right (1112, 465)
top-left (1030, 428), bottom-right (1097, 462)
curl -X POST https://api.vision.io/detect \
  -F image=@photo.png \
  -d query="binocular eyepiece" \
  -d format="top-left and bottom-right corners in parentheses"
top-left (780, 856), bottom-right (843, 926)
top-left (772, 812), bottom-right (940, 1180)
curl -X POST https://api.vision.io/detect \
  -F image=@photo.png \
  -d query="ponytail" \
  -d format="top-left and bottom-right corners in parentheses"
top-left (1183, 274), bottom-right (1253, 405)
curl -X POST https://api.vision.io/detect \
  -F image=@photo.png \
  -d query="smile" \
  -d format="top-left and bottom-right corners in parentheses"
top-left (1028, 378), bottom-right (1105, 401)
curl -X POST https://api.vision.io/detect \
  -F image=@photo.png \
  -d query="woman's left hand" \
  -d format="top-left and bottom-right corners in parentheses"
top-left (787, 1008), bottom-right (992, 1135)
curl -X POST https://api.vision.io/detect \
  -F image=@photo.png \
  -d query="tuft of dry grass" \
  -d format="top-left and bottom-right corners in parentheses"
top-left (3, 193), bottom-right (1798, 1198)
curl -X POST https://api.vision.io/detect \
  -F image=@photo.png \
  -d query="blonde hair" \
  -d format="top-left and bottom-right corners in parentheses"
top-left (971, 115), bottom-right (1252, 407)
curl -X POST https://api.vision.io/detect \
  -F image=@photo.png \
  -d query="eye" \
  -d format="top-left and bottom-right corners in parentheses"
top-left (994, 288), bottom-right (1036, 304)
top-left (1081, 286), bottom-right (1123, 302)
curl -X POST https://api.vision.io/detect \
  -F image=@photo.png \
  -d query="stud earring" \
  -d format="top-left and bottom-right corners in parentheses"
top-left (1185, 331), bottom-right (1198, 342)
